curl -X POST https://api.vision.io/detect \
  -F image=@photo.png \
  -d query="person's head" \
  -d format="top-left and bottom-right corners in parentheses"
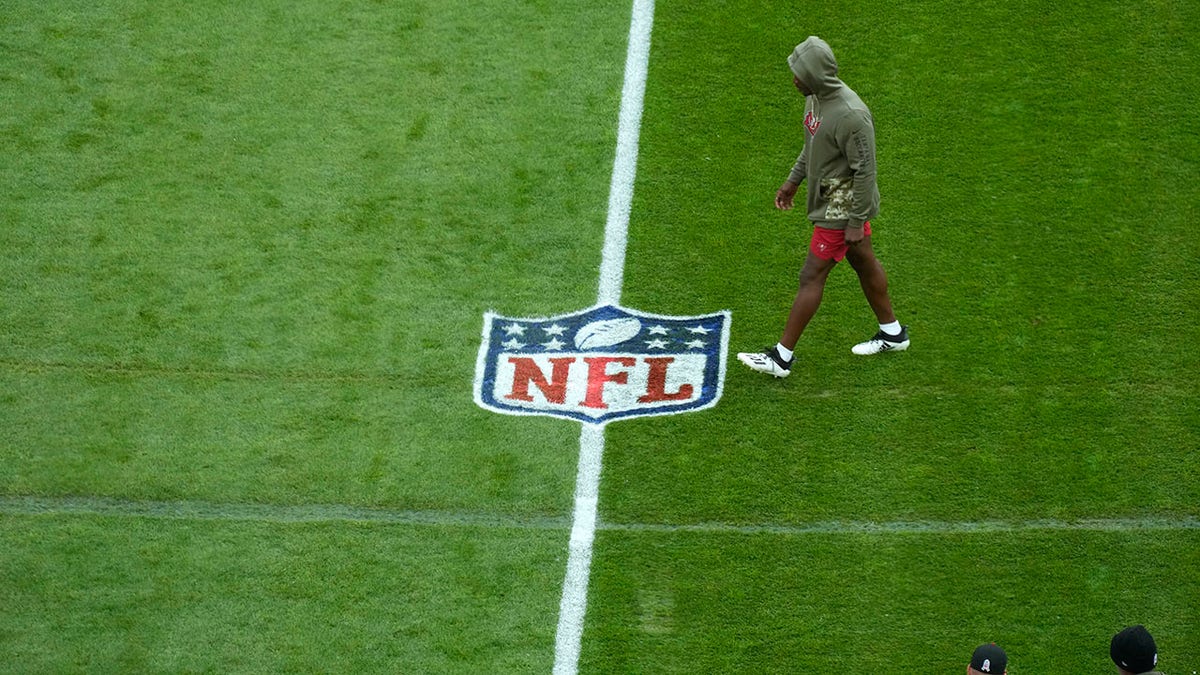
top-left (1110, 625), bottom-right (1158, 674)
top-left (792, 75), bottom-right (813, 96)
top-left (968, 643), bottom-right (1007, 675)
top-left (787, 36), bottom-right (839, 97)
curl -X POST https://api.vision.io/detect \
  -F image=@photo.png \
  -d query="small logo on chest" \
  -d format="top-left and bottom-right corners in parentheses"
top-left (804, 110), bottom-right (821, 135)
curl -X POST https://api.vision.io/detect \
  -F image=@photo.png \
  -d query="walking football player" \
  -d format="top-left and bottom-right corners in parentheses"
top-left (739, 36), bottom-right (907, 378)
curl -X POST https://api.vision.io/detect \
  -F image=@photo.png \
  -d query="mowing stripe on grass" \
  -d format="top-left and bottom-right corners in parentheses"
top-left (554, 1), bottom-right (654, 673)
top-left (5, 359), bottom-right (1188, 401)
top-left (3, 495), bottom-right (1197, 534)
top-left (605, 517), bottom-right (1200, 535)
top-left (0, 358), bottom-right (399, 383)
top-left (0, 495), bottom-right (570, 529)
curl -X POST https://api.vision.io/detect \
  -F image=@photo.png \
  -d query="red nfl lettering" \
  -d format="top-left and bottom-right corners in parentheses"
top-left (637, 357), bottom-right (694, 403)
top-left (500, 355), bottom-right (697, 410)
top-left (581, 356), bottom-right (637, 409)
top-left (505, 356), bottom-right (573, 404)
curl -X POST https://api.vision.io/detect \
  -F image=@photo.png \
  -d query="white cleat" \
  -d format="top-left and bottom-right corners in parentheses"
top-left (737, 347), bottom-right (792, 378)
top-left (852, 326), bottom-right (910, 355)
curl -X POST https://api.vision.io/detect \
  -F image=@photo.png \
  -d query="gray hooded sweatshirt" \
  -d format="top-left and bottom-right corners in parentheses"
top-left (786, 36), bottom-right (880, 230)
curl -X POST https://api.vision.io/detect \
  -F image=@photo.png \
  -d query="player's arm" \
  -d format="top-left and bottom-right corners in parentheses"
top-left (776, 145), bottom-right (807, 210)
top-left (841, 111), bottom-right (877, 242)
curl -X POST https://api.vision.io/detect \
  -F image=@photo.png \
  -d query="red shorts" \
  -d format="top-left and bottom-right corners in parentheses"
top-left (809, 221), bottom-right (872, 262)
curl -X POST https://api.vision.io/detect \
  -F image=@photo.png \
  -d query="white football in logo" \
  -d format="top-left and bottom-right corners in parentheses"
top-left (574, 317), bottom-right (642, 350)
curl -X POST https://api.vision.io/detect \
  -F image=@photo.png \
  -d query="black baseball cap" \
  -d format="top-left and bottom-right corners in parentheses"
top-left (970, 643), bottom-right (1007, 673)
top-left (1110, 625), bottom-right (1157, 673)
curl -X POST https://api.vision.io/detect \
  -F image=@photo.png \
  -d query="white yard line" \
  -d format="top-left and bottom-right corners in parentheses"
top-left (553, 1), bottom-right (654, 672)
top-left (552, 424), bottom-right (605, 674)
top-left (595, 0), bottom-right (654, 308)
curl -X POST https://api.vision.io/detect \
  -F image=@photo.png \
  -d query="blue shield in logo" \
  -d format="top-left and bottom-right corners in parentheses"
top-left (474, 304), bottom-right (731, 424)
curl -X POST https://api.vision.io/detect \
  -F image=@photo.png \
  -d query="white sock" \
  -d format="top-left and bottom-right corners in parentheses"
top-left (775, 343), bottom-right (793, 361)
top-left (879, 321), bottom-right (902, 336)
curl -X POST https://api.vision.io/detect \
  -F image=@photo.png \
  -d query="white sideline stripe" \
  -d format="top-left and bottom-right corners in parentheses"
top-left (553, 425), bottom-right (604, 675)
top-left (3, 495), bottom-right (1197, 534)
top-left (596, 0), bottom-right (653, 308)
top-left (555, 1), bottom-right (654, 673)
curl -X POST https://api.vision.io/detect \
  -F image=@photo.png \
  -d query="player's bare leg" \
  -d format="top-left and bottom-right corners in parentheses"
top-left (781, 251), bottom-right (837, 349)
top-left (737, 251), bottom-right (836, 377)
top-left (845, 237), bottom-right (909, 354)
top-left (844, 236), bottom-right (895, 324)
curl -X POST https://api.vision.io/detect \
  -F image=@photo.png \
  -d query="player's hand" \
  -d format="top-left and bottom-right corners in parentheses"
top-left (844, 224), bottom-right (864, 245)
top-left (775, 181), bottom-right (799, 210)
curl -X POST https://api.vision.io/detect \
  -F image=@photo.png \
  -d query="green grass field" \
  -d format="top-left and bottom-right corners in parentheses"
top-left (2, 0), bottom-right (1198, 672)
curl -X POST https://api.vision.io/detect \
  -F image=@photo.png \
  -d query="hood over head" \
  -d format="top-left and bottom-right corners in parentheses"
top-left (787, 36), bottom-right (840, 96)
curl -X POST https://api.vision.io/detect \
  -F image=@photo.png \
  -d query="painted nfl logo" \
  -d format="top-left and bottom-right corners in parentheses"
top-left (474, 304), bottom-right (731, 424)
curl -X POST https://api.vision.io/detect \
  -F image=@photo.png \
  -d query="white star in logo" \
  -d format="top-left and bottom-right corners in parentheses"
top-left (647, 325), bottom-right (670, 335)
top-left (684, 339), bottom-right (706, 349)
top-left (501, 338), bottom-right (525, 350)
top-left (543, 324), bottom-right (567, 336)
top-left (502, 323), bottom-right (526, 336)
top-left (686, 325), bottom-right (711, 335)
top-left (645, 338), bottom-right (668, 349)
top-left (542, 337), bottom-right (566, 351)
